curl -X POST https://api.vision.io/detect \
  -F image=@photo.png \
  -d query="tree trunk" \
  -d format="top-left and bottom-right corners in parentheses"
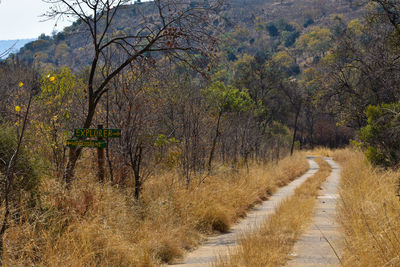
top-left (64, 100), bottom-right (96, 187)
top-left (276, 138), bottom-right (280, 164)
top-left (132, 145), bottom-right (143, 200)
top-left (106, 90), bottom-right (114, 182)
top-left (64, 147), bottom-right (82, 187)
top-left (290, 108), bottom-right (300, 156)
top-left (208, 111), bottom-right (222, 172)
top-left (106, 145), bottom-right (114, 183)
top-left (97, 125), bottom-right (105, 183)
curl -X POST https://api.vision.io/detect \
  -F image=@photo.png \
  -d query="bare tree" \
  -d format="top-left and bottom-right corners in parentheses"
top-left (0, 42), bottom-right (16, 59)
top-left (372, 0), bottom-right (400, 36)
top-left (43, 0), bottom-right (221, 186)
top-left (280, 79), bottom-right (304, 155)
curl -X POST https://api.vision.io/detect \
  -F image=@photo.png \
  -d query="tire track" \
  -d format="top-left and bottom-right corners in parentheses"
top-left (170, 156), bottom-right (319, 267)
top-left (287, 157), bottom-right (342, 267)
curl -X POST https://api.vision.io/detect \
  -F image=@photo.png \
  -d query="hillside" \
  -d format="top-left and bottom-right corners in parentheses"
top-left (13, 0), bottom-right (364, 68)
top-left (0, 38), bottom-right (35, 59)
top-left (2, 0), bottom-right (400, 265)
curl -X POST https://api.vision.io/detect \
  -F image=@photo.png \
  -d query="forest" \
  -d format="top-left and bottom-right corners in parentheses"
top-left (0, 0), bottom-right (400, 266)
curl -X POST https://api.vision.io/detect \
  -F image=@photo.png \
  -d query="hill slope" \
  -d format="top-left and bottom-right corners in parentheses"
top-left (0, 39), bottom-right (36, 59)
top-left (13, 0), bottom-right (364, 68)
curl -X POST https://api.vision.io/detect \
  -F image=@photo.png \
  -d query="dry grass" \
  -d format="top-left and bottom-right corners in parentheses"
top-left (2, 153), bottom-right (308, 266)
top-left (334, 149), bottom-right (400, 266)
top-left (306, 146), bottom-right (334, 157)
top-left (215, 158), bottom-right (332, 267)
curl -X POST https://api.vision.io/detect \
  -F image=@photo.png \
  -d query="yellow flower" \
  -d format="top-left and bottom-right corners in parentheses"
top-left (49, 76), bottom-right (56, 82)
top-left (18, 82), bottom-right (24, 87)
top-left (15, 106), bottom-right (21, 112)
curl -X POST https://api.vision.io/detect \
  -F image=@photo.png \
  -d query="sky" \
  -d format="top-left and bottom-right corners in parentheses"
top-left (0, 0), bottom-right (72, 40)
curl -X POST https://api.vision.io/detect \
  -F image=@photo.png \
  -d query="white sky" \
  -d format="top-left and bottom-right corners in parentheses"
top-left (0, 0), bottom-right (72, 40)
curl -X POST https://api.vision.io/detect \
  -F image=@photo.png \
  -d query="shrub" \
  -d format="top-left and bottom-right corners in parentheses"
top-left (303, 18), bottom-right (314, 28)
top-left (0, 123), bottom-right (40, 203)
top-left (359, 102), bottom-right (400, 167)
top-left (266, 22), bottom-right (279, 37)
top-left (282, 30), bottom-right (300, 47)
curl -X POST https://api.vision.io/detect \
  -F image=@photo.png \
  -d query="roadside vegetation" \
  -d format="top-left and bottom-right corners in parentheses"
top-left (1, 152), bottom-right (307, 266)
top-left (334, 149), bottom-right (400, 266)
top-left (1, 0), bottom-right (400, 265)
top-left (215, 158), bottom-right (331, 267)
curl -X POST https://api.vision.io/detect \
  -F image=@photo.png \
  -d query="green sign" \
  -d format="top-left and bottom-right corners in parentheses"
top-left (74, 128), bottom-right (121, 138)
top-left (66, 139), bottom-right (106, 148)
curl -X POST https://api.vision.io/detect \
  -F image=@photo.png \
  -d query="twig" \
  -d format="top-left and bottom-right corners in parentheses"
top-left (314, 223), bottom-right (344, 266)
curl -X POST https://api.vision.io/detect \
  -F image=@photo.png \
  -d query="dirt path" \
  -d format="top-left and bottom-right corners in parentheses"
top-left (170, 157), bottom-right (319, 267)
top-left (287, 157), bottom-right (342, 267)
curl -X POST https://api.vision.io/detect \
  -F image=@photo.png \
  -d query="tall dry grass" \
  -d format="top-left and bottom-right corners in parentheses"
top-left (2, 153), bottom-right (308, 266)
top-left (215, 158), bottom-right (332, 267)
top-left (306, 147), bottom-right (333, 157)
top-left (334, 149), bottom-right (400, 266)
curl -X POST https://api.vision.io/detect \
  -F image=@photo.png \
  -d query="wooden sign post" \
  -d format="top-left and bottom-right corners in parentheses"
top-left (66, 126), bottom-right (121, 183)
top-left (97, 125), bottom-right (105, 183)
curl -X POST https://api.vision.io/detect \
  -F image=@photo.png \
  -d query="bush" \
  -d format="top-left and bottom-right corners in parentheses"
top-left (0, 124), bottom-right (40, 203)
top-left (282, 30), bottom-right (300, 47)
top-left (303, 18), bottom-right (314, 28)
top-left (276, 19), bottom-right (295, 32)
top-left (288, 63), bottom-right (300, 75)
top-left (266, 23), bottom-right (279, 37)
top-left (359, 102), bottom-right (400, 167)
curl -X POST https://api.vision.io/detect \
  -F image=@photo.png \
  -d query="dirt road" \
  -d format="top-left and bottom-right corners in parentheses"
top-left (170, 157), bottom-right (319, 267)
top-left (287, 158), bottom-right (342, 267)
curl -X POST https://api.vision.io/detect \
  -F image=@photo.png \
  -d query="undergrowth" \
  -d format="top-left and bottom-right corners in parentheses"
top-left (334, 149), bottom-right (400, 266)
top-left (2, 153), bottom-right (308, 266)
